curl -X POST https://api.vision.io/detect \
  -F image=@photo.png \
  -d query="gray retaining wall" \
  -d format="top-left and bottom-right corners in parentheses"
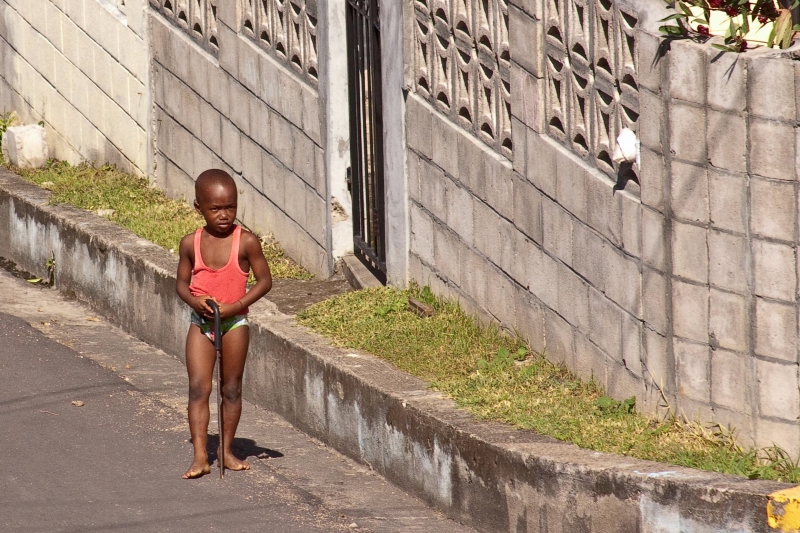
top-left (0, 162), bottom-right (790, 533)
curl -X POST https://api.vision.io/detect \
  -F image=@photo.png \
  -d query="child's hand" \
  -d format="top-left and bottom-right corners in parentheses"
top-left (217, 301), bottom-right (244, 319)
top-left (191, 295), bottom-right (216, 318)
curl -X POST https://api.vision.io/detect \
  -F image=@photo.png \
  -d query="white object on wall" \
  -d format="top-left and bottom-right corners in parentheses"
top-left (2, 125), bottom-right (49, 169)
top-left (613, 127), bottom-right (639, 166)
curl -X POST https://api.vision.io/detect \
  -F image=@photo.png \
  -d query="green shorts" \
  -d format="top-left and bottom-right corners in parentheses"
top-left (191, 310), bottom-right (248, 342)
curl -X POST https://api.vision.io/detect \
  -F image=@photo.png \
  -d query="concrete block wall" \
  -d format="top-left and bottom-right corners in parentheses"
top-left (149, 5), bottom-right (330, 276)
top-left (404, 0), bottom-right (800, 454)
top-left (0, 0), bottom-right (149, 174)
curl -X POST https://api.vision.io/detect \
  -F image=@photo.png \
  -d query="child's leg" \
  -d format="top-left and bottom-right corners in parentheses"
top-left (182, 325), bottom-right (216, 479)
top-left (219, 325), bottom-right (250, 471)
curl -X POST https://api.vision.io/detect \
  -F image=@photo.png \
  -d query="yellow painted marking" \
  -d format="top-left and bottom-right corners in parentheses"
top-left (768, 486), bottom-right (800, 531)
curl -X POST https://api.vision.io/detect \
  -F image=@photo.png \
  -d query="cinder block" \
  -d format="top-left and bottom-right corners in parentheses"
top-left (589, 288), bottom-right (622, 360)
top-left (641, 206), bottom-right (666, 272)
top-left (280, 74), bottom-right (304, 128)
top-left (586, 173), bottom-right (622, 246)
top-left (711, 348), bottom-right (750, 412)
top-left (757, 359), bottom-right (800, 421)
top-left (668, 101), bottom-right (706, 165)
top-left (709, 169), bottom-right (746, 234)
top-left (512, 230), bottom-right (538, 290)
top-left (410, 204), bottom-right (435, 268)
top-left (511, 118), bottom-right (527, 174)
top-left (706, 48), bottom-right (746, 113)
top-left (571, 221), bottom-right (605, 291)
top-left (250, 97), bottom-right (272, 153)
top-left (709, 289), bottom-right (748, 353)
top-left (511, 61), bottom-right (545, 132)
top-left (229, 80), bottom-right (252, 137)
top-left (526, 131), bottom-right (557, 198)
top-left (556, 152), bottom-right (587, 222)
top-left (261, 151), bottom-right (286, 208)
top-left (674, 337), bottom-right (710, 403)
top-left (516, 291), bottom-right (546, 354)
top-left (750, 178), bottom-right (796, 242)
top-left (672, 221), bottom-right (708, 284)
top-left (406, 94), bottom-right (433, 159)
top-left (753, 239), bottom-right (796, 302)
top-left (606, 364), bottom-right (643, 403)
top-left (258, 53), bottom-right (283, 115)
top-left (270, 113), bottom-right (294, 170)
top-left (241, 136), bottom-right (262, 187)
top-left (283, 174), bottom-right (308, 228)
top-left (750, 117), bottom-right (794, 180)
top-left (672, 280), bottom-right (708, 343)
top-left (408, 150), bottom-right (421, 203)
top-left (293, 130), bottom-right (316, 186)
top-left (220, 117), bottom-right (242, 173)
top-left (430, 118), bottom-right (460, 181)
top-left (434, 223), bottom-right (463, 288)
top-left (639, 146), bottom-right (665, 212)
top-left (217, 22), bottom-right (238, 79)
top-left (636, 30), bottom-right (664, 94)
top-left (487, 266), bottom-right (517, 328)
top-left (604, 246), bottom-right (641, 318)
top-left (638, 89), bottom-right (663, 154)
top-left (708, 229), bottom-right (747, 297)
top-left (509, 6), bottom-right (543, 78)
top-left (749, 56), bottom-right (795, 122)
top-left (208, 66), bottom-right (231, 118)
top-left (494, 218), bottom-right (517, 277)
top-left (668, 40), bottom-right (706, 104)
top-left (556, 263), bottom-right (589, 331)
top-left (642, 267), bottom-right (667, 334)
top-left (620, 192), bottom-right (641, 258)
top-left (643, 326), bottom-right (669, 392)
top-left (419, 158), bottom-right (448, 222)
top-left (670, 160), bottom-right (708, 224)
top-left (457, 132), bottom-right (486, 198)
top-left (445, 180), bottom-right (474, 244)
top-left (461, 245), bottom-right (489, 309)
top-left (707, 109), bottom-right (746, 173)
top-left (513, 176), bottom-right (543, 244)
top-left (542, 199), bottom-right (573, 266)
top-left (302, 89), bottom-right (321, 145)
top-left (755, 298), bottom-right (797, 363)
top-left (545, 308), bottom-right (575, 366)
top-left (621, 311), bottom-right (643, 377)
top-left (573, 330), bottom-right (609, 388)
top-left (529, 245), bottom-right (558, 310)
top-left (238, 38), bottom-right (260, 95)
top-left (484, 156), bottom-right (514, 219)
top-left (755, 418), bottom-right (800, 459)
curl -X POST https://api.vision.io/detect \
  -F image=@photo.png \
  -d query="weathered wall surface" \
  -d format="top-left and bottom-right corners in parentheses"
top-left (0, 167), bottom-right (788, 533)
top-left (403, 0), bottom-right (800, 455)
top-left (0, 0), bottom-right (149, 173)
top-left (148, 0), bottom-right (333, 276)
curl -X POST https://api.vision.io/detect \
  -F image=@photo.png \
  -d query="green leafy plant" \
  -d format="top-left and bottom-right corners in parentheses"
top-left (0, 111), bottom-right (14, 147)
top-left (659, 0), bottom-right (800, 51)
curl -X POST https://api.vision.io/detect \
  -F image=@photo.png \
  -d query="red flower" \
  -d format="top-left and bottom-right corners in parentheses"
top-left (758, 15), bottom-right (768, 23)
top-left (697, 24), bottom-right (710, 35)
top-left (725, 6), bottom-right (739, 16)
top-left (740, 39), bottom-right (748, 50)
top-left (709, 0), bottom-right (722, 8)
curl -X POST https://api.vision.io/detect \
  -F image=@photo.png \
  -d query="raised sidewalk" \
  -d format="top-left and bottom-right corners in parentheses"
top-left (0, 167), bottom-right (793, 532)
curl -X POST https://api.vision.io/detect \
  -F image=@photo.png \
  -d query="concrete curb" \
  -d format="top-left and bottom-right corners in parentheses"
top-left (0, 168), bottom-right (790, 532)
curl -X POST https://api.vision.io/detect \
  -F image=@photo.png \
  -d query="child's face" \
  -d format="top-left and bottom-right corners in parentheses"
top-left (195, 183), bottom-right (238, 234)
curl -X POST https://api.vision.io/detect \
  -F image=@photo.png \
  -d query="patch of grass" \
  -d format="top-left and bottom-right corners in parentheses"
top-left (12, 160), bottom-right (312, 279)
top-left (298, 286), bottom-right (800, 483)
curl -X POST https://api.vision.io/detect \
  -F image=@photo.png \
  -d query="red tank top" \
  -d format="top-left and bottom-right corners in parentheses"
top-left (189, 225), bottom-right (249, 314)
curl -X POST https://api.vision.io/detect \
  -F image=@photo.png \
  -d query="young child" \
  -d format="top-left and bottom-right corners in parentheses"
top-left (176, 169), bottom-right (272, 479)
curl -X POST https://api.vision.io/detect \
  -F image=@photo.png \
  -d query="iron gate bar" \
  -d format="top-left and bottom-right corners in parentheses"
top-left (346, 0), bottom-right (387, 283)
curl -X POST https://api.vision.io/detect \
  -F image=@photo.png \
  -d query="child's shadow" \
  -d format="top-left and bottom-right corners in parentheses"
top-left (202, 435), bottom-right (284, 465)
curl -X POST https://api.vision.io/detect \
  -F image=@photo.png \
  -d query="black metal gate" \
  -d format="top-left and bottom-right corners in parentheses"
top-left (346, 0), bottom-right (386, 283)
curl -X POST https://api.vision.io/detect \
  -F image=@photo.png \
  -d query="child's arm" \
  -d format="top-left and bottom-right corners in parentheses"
top-left (216, 231), bottom-right (272, 318)
top-left (176, 233), bottom-right (215, 318)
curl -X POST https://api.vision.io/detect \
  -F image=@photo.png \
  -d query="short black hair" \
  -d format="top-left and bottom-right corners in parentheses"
top-left (195, 169), bottom-right (236, 201)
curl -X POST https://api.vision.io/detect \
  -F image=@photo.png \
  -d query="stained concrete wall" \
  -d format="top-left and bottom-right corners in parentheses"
top-left (403, 0), bottom-right (800, 455)
top-left (0, 0), bottom-right (149, 173)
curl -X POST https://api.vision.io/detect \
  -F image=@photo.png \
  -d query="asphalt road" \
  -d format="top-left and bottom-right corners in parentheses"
top-left (0, 266), bottom-right (475, 533)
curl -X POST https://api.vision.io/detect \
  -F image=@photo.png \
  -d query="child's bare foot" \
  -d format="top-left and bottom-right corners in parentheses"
top-left (221, 451), bottom-right (250, 472)
top-left (182, 460), bottom-right (211, 479)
